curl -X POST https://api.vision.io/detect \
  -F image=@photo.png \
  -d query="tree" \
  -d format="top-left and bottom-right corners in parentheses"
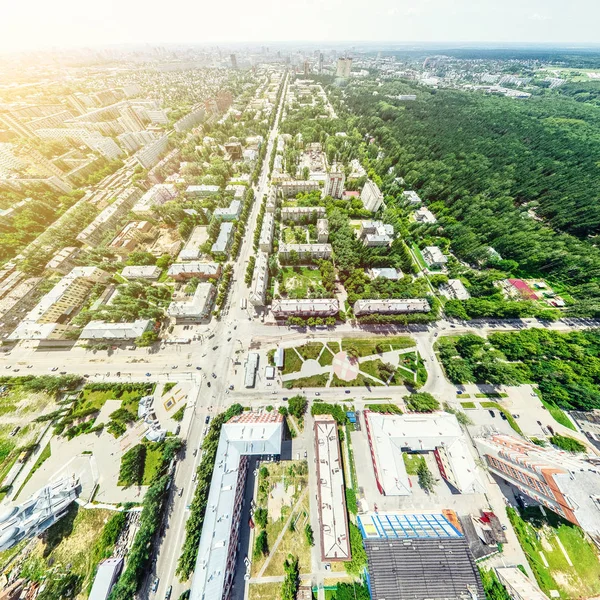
top-left (254, 530), bottom-right (269, 558)
top-left (287, 395), bottom-right (308, 421)
top-left (549, 434), bottom-right (586, 453)
top-left (254, 507), bottom-right (268, 529)
top-left (404, 392), bottom-right (440, 413)
top-left (136, 330), bottom-right (158, 347)
top-left (417, 460), bottom-right (436, 493)
top-left (126, 251), bottom-right (156, 266)
top-left (281, 554), bottom-right (300, 600)
top-left (304, 523), bottom-right (314, 546)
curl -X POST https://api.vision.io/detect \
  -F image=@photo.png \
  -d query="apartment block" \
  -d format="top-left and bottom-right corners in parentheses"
top-left (422, 246), bottom-right (448, 269)
top-left (132, 184), bottom-right (178, 216)
top-left (279, 180), bottom-right (320, 198)
top-left (214, 200), bottom-right (242, 222)
top-left (249, 252), bottom-right (269, 306)
top-left (167, 262), bottom-right (221, 281)
top-left (259, 213), bottom-right (275, 253)
top-left (167, 282), bottom-right (216, 322)
top-left (109, 221), bottom-right (155, 256)
top-left (353, 298), bottom-right (430, 316)
top-left (281, 206), bottom-right (326, 223)
top-left (134, 135), bottom-right (169, 169)
top-left (279, 243), bottom-right (332, 262)
top-left (324, 169), bottom-right (345, 199)
top-left (359, 220), bottom-right (394, 247)
top-left (404, 190), bottom-right (422, 204)
top-left (475, 434), bottom-right (600, 540)
top-left (211, 222), bottom-right (234, 256)
top-left (45, 247), bottom-right (81, 275)
top-left (317, 219), bottom-right (329, 243)
top-left (174, 106), bottom-right (205, 132)
top-left (361, 179), bottom-right (384, 212)
top-left (272, 298), bottom-right (339, 318)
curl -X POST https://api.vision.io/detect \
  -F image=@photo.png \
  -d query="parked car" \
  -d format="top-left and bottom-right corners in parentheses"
top-left (488, 410), bottom-right (496, 418)
top-left (205, 416), bottom-right (210, 424)
top-left (151, 578), bottom-right (159, 592)
top-left (165, 586), bottom-right (172, 599)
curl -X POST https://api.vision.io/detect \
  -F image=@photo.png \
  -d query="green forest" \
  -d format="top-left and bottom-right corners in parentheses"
top-left (341, 80), bottom-right (600, 316)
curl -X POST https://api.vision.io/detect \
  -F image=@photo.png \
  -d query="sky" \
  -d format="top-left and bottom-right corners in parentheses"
top-left (1, 0), bottom-right (600, 52)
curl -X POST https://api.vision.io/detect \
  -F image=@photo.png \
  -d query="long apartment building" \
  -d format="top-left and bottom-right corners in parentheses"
top-left (279, 243), bottom-right (332, 262)
top-left (324, 169), bottom-right (345, 199)
top-left (354, 298), bottom-right (430, 316)
top-left (77, 186), bottom-right (142, 247)
top-left (249, 252), bottom-right (269, 306)
top-left (475, 434), bottom-right (600, 539)
top-left (361, 179), bottom-right (384, 212)
top-left (281, 206), bottom-right (325, 223)
top-left (271, 298), bottom-right (339, 319)
top-left (109, 221), bottom-right (155, 256)
top-left (133, 135), bottom-right (169, 169)
top-left (132, 184), bottom-right (177, 215)
top-left (259, 213), bottom-right (275, 252)
top-left (279, 180), bottom-right (320, 198)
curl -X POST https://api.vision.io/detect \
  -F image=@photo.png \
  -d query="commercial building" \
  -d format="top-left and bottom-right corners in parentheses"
top-left (475, 434), bottom-right (600, 539)
top-left (364, 411), bottom-right (485, 496)
top-left (272, 299), bottom-right (339, 319)
top-left (214, 200), bottom-right (242, 222)
top-left (314, 416), bottom-right (351, 561)
top-left (77, 187), bottom-right (142, 247)
top-left (167, 283), bottom-right (216, 322)
top-left (133, 135), bottom-right (169, 169)
top-left (167, 262), bottom-right (221, 281)
top-left (88, 558), bottom-right (124, 600)
top-left (279, 243), bottom-right (332, 262)
top-left (281, 206), bottom-right (326, 223)
top-left (440, 279), bottom-right (471, 301)
top-left (279, 180), bottom-right (320, 198)
top-left (244, 352), bottom-right (259, 388)
top-left (45, 247), bottom-right (81, 275)
top-left (80, 319), bottom-right (153, 341)
top-left (121, 265), bottom-right (162, 280)
top-left (414, 206), bottom-right (437, 223)
top-left (132, 184), bottom-right (177, 215)
top-left (422, 246), bottom-right (448, 269)
top-left (358, 511), bottom-right (484, 600)
top-left (9, 267), bottom-right (109, 341)
top-left (404, 190), bottom-right (422, 204)
top-left (249, 252), bottom-right (269, 306)
top-left (259, 213), bottom-right (275, 252)
top-left (189, 412), bottom-right (283, 600)
top-left (369, 267), bottom-right (403, 281)
top-left (186, 184), bottom-right (221, 198)
top-left (336, 58), bottom-right (352, 78)
top-left (361, 179), bottom-right (384, 212)
top-left (359, 220), bottom-right (394, 247)
top-left (211, 222), bottom-right (234, 256)
top-left (0, 477), bottom-right (79, 551)
top-left (353, 298), bottom-right (430, 316)
top-left (109, 221), bottom-right (155, 256)
top-left (324, 169), bottom-right (345, 199)
top-left (316, 218), bottom-right (329, 243)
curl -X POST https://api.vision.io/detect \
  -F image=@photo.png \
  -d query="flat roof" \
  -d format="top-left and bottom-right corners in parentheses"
top-left (358, 512), bottom-right (463, 540)
top-left (189, 412), bottom-right (283, 600)
top-left (314, 416), bottom-right (351, 561)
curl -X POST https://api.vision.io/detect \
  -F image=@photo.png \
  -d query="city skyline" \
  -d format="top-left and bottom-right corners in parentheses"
top-left (2, 0), bottom-right (600, 52)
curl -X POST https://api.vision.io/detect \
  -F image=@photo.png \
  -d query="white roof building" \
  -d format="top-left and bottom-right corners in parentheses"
top-left (364, 412), bottom-right (485, 496)
top-left (244, 352), bottom-right (259, 387)
top-left (186, 185), bottom-right (220, 197)
top-left (132, 184), bottom-right (177, 215)
top-left (211, 222), bottom-right (234, 255)
top-left (361, 179), bottom-right (384, 212)
top-left (214, 200), bottom-right (242, 222)
top-left (422, 246), bottom-right (448, 268)
top-left (369, 268), bottom-right (403, 280)
top-left (281, 206), bottom-right (326, 222)
top-left (121, 265), bottom-right (162, 280)
top-left (354, 299), bottom-right (430, 316)
top-left (189, 412), bottom-right (283, 600)
top-left (167, 283), bottom-right (216, 321)
top-left (259, 213), bottom-right (275, 253)
top-left (441, 279), bottom-right (471, 301)
top-left (80, 319), bottom-right (153, 340)
top-left (403, 190), bottom-right (422, 204)
top-left (272, 298), bottom-right (339, 318)
top-left (249, 252), bottom-right (269, 306)
top-left (414, 206), bottom-right (437, 223)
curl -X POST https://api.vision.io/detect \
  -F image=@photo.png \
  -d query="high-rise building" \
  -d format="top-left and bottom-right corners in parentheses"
top-left (360, 179), bottom-right (384, 212)
top-left (303, 60), bottom-right (310, 76)
top-left (230, 53), bottom-right (237, 69)
top-left (336, 58), bottom-right (352, 78)
top-left (324, 169), bottom-right (345, 199)
top-left (475, 434), bottom-right (600, 540)
top-left (319, 52), bottom-right (324, 74)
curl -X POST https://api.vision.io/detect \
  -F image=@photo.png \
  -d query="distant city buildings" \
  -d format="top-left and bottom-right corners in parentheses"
top-left (336, 58), bottom-right (353, 78)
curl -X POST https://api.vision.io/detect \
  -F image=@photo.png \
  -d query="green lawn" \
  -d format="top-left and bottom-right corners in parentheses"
top-left (142, 444), bottom-right (164, 485)
top-left (460, 402), bottom-right (476, 409)
top-left (327, 342), bottom-right (341, 354)
top-left (284, 374), bottom-right (329, 389)
top-left (532, 388), bottom-right (576, 431)
top-left (411, 243), bottom-right (429, 271)
top-left (341, 336), bottom-right (414, 357)
top-left (508, 506), bottom-right (600, 599)
top-left (359, 359), bottom-right (388, 383)
top-left (318, 347), bottom-right (335, 367)
top-left (330, 373), bottom-right (382, 388)
top-left (281, 266), bottom-right (325, 297)
top-left (283, 349), bottom-right (303, 375)
top-left (296, 342), bottom-right (324, 361)
top-left (475, 392), bottom-right (508, 398)
top-left (403, 453), bottom-right (425, 475)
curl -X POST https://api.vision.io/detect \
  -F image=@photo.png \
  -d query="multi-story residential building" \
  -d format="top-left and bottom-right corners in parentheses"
top-left (117, 105), bottom-right (146, 132)
top-left (9, 267), bottom-right (109, 340)
top-left (45, 247), bottom-right (81, 275)
top-left (109, 221), bottom-right (155, 256)
top-left (266, 186), bottom-right (278, 213)
top-left (403, 190), bottom-right (422, 204)
top-left (422, 246), bottom-right (448, 269)
top-left (259, 213), bottom-right (275, 253)
top-left (279, 243), bottom-right (332, 262)
top-left (475, 434), bottom-right (600, 539)
top-left (281, 206), bottom-right (326, 223)
top-left (117, 130), bottom-right (157, 153)
top-left (121, 265), bottom-right (162, 280)
top-left (224, 142), bottom-right (243, 161)
top-left (279, 180), bottom-right (320, 198)
top-left (361, 179), bottom-right (384, 212)
top-left (132, 184), bottom-right (178, 216)
top-left (77, 186), bottom-right (142, 247)
top-left (133, 135), bottom-right (169, 169)
top-left (211, 223), bottom-right (234, 256)
top-left (80, 319), bottom-right (153, 341)
top-left (214, 200), bottom-right (242, 222)
top-left (324, 169), bottom-right (345, 199)
top-left (353, 298), bottom-right (430, 316)
top-left (414, 206), bottom-right (437, 223)
top-left (358, 220), bottom-right (394, 247)
top-left (145, 109), bottom-right (169, 125)
top-left (189, 412), bottom-right (283, 600)
top-left (249, 252), bottom-right (269, 306)
top-left (317, 218), bottom-right (329, 243)
top-left (336, 58), bottom-right (352, 78)
top-left (186, 185), bottom-right (221, 198)
top-left (272, 298), bottom-right (339, 318)
top-left (148, 148), bottom-right (180, 184)
top-left (440, 279), bottom-right (471, 301)
top-left (167, 283), bottom-right (216, 322)
top-left (0, 111), bottom-right (37, 138)
top-left (167, 262), bottom-right (221, 281)
top-left (173, 106), bottom-right (205, 132)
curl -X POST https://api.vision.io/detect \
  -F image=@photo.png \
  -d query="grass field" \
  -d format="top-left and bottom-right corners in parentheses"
top-left (532, 388), bottom-right (576, 431)
top-left (330, 373), bottom-right (382, 388)
top-left (284, 374), bottom-right (329, 389)
top-left (341, 336), bottom-right (414, 357)
top-left (460, 402), bottom-right (476, 409)
top-left (281, 266), bottom-right (325, 297)
top-left (283, 349), bottom-right (303, 375)
top-left (319, 346), bottom-right (335, 367)
top-left (411, 243), bottom-right (429, 271)
top-left (142, 443), bottom-right (163, 485)
top-left (508, 506), bottom-right (600, 599)
top-left (248, 582), bottom-right (282, 600)
top-left (296, 342), bottom-right (324, 361)
top-left (403, 453), bottom-right (425, 475)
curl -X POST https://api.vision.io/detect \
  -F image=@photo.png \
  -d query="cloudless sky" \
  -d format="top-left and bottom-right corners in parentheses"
top-left (1, 0), bottom-right (599, 52)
